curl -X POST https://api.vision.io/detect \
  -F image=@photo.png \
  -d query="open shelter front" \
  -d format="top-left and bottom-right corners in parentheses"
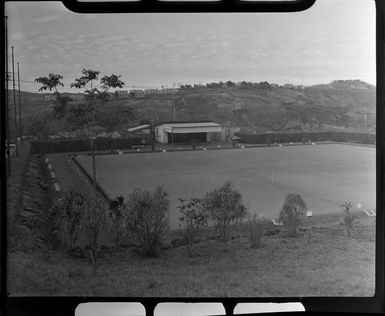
top-left (155, 121), bottom-right (222, 144)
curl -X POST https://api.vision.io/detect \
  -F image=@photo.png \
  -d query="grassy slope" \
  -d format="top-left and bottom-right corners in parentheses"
top-left (8, 211), bottom-right (375, 296)
top-left (19, 80), bottom-right (376, 133)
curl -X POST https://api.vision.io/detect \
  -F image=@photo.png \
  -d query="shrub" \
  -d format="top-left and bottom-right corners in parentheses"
top-left (82, 196), bottom-right (107, 275)
top-left (178, 197), bottom-right (208, 257)
top-left (59, 191), bottom-right (87, 248)
top-left (248, 212), bottom-right (270, 248)
top-left (108, 195), bottom-right (127, 250)
top-left (340, 201), bottom-right (355, 237)
top-left (126, 187), bottom-right (169, 257)
top-left (279, 193), bottom-right (307, 237)
top-left (204, 181), bottom-right (247, 249)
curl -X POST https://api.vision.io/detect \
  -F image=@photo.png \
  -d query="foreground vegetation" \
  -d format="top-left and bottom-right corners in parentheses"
top-left (8, 211), bottom-right (375, 296)
top-left (7, 141), bottom-right (375, 296)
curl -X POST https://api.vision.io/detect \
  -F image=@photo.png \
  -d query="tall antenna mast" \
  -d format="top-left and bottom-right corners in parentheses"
top-left (17, 62), bottom-right (22, 146)
top-left (12, 46), bottom-right (18, 157)
top-left (5, 16), bottom-right (11, 175)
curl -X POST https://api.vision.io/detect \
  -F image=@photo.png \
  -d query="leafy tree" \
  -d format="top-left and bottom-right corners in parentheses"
top-left (35, 73), bottom-right (64, 92)
top-left (70, 69), bottom-right (100, 93)
top-left (225, 80), bottom-right (235, 87)
top-left (178, 197), bottom-right (208, 257)
top-left (126, 187), bottom-right (170, 257)
top-left (258, 81), bottom-right (272, 91)
top-left (238, 81), bottom-right (253, 89)
top-left (204, 181), bottom-right (247, 249)
top-left (279, 194), bottom-right (307, 237)
top-left (35, 73), bottom-right (71, 118)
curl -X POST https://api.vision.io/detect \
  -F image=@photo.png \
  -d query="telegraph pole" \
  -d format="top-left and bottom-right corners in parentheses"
top-left (173, 99), bottom-right (176, 121)
top-left (11, 46), bottom-right (18, 157)
top-left (364, 114), bottom-right (367, 133)
top-left (17, 62), bottom-right (22, 146)
top-left (5, 16), bottom-right (11, 175)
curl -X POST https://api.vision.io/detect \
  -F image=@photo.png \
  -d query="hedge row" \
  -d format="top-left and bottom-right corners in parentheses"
top-left (30, 137), bottom-right (145, 154)
top-left (235, 132), bottom-right (375, 145)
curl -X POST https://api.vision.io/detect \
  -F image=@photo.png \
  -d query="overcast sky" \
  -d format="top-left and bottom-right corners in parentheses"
top-left (5, 0), bottom-right (375, 93)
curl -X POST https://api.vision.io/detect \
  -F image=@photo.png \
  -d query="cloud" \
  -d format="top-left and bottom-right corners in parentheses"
top-left (31, 15), bottom-right (61, 23)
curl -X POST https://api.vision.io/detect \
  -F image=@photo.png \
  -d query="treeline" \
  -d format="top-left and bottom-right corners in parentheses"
top-left (180, 80), bottom-right (282, 90)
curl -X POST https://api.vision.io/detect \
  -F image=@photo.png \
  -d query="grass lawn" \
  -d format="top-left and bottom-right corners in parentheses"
top-left (75, 144), bottom-right (376, 229)
top-left (8, 211), bottom-right (375, 297)
top-left (8, 143), bottom-right (376, 297)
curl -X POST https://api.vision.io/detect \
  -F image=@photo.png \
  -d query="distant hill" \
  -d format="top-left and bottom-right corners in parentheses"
top-left (11, 80), bottom-right (376, 137)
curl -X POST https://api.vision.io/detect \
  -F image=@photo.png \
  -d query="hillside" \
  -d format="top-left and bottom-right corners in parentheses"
top-left (11, 80), bottom-right (376, 137)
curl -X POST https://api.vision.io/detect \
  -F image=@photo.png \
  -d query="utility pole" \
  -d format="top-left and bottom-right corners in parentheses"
top-left (173, 99), bottom-right (176, 121)
top-left (17, 62), bottom-right (22, 146)
top-left (5, 16), bottom-right (11, 175)
top-left (364, 114), bottom-right (367, 133)
top-left (12, 46), bottom-right (18, 157)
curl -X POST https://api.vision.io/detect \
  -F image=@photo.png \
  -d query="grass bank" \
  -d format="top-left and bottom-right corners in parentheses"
top-left (8, 211), bottom-right (375, 297)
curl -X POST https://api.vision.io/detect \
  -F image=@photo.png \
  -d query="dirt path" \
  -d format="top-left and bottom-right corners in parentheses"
top-left (47, 154), bottom-right (92, 195)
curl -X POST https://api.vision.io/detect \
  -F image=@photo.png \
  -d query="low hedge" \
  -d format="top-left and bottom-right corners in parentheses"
top-left (235, 132), bottom-right (375, 145)
top-left (30, 137), bottom-right (144, 154)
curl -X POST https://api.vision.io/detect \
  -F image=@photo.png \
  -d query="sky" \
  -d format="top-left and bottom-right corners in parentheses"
top-left (5, 0), bottom-right (375, 93)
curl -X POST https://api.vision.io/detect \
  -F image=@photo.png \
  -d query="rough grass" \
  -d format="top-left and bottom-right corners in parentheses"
top-left (8, 211), bottom-right (375, 297)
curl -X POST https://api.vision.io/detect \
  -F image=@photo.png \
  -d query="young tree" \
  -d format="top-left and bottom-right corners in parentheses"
top-left (59, 191), bottom-right (87, 249)
top-left (340, 201), bottom-right (355, 237)
top-left (82, 195), bottom-right (107, 275)
top-left (204, 181), bottom-right (247, 250)
top-left (248, 212), bottom-right (270, 248)
top-left (108, 195), bottom-right (127, 250)
top-left (279, 194), bottom-right (307, 237)
top-left (126, 187), bottom-right (169, 257)
top-left (71, 69), bottom-right (102, 223)
top-left (178, 197), bottom-right (208, 257)
top-left (70, 70), bottom-right (126, 243)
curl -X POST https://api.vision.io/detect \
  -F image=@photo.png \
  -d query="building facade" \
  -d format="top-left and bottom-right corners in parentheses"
top-left (155, 121), bottom-right (222, 144)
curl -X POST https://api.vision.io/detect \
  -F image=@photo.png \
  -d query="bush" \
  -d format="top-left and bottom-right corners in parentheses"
top-left (126, 187), bottom-right (169, 257)
top-left (235, 132), bottom-right (375, 145)
top-left (204, 181), bottom-right (247, 249)
top-left (279, 194), bottom-right (307, 237)
top-left (30, 137), bottom-right (143, 154)
top-left (178, 197), bottom-right (208, 257)
top-left (340, 201), bottom-right (355, 237)
top-left (59, 191), bottom-right (87, 248)
top-left (82, 196), bottom-right (107, 275)
top-left (108, 195), bottom-right (127, 250)
top-left (248, 212), bottom-right (270, 248)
